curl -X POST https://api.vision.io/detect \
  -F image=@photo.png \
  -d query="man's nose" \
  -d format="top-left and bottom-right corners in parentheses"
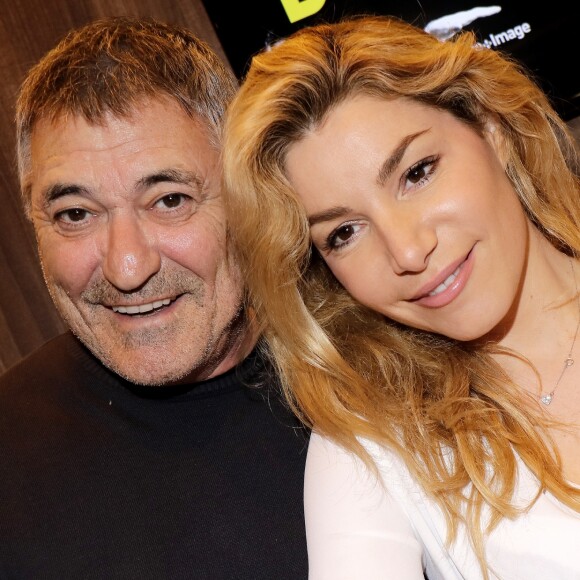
top-left (101, 215), bottom-right (161, 291)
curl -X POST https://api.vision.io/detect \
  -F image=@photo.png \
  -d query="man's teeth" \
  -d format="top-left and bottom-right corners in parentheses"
top-left (112, 298), bottom-right (171, 314)
top-left (429, 267), bottom-right (460, 296)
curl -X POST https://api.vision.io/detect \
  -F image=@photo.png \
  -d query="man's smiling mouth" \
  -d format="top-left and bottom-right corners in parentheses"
top-left (112, 298), bottom-right (173, 315)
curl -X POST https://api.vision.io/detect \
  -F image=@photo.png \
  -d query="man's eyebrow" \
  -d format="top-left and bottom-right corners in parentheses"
top-left (45, 169), bottom-right (202, 195)
top-left (136, 169), bottom-right (204, 190)
top-left (38, 169), bottom-right (205, 209)
top-left (43, 184), bottom-right (90, 206)
top-left (308, 206), bottom-right (352, 227)
top-left (376, 129), bottom-right (430, 186)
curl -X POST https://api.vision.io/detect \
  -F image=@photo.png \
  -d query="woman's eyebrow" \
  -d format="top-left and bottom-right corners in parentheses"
top-left (308, 206), bottom-right (352, 227)
top-left (376, 129), bottom-right (429, 186)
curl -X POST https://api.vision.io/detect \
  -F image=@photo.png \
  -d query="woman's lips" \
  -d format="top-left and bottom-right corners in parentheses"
top-left (428, 266), bottom-right (461, 297)
top-left (410, 248), bottom-right (475, 308)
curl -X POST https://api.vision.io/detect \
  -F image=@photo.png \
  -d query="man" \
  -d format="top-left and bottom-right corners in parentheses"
top-left (0, 17), bottom-right (309, 579)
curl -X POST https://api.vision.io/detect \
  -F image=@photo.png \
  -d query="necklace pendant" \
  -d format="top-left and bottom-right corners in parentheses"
top-left (540, 393), bottom-right (553, 405)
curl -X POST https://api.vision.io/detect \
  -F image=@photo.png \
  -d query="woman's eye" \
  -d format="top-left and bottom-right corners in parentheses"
top-left (403, 156), bottom-right (438, 191)
top-left (325, 223), bottom-right (362, 251)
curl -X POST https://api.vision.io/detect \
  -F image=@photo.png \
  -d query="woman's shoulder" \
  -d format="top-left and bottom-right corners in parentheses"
top-left (305, 430), bottom-right (432, 516)
top-left (304, 431), bottom-right (479, 579)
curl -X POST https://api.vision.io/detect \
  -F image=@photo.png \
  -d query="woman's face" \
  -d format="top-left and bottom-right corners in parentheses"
top-left (285, 95), bottom-right (531, 341)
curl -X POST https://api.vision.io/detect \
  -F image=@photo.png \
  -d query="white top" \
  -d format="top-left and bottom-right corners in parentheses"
top-left (305, 432), bottom-right (580, 580)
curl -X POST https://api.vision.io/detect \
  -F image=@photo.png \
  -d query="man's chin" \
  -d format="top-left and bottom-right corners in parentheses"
top-left (102, 357), bottom-right (194, 386)
top-left (78, 338), bottom-right (197, 386)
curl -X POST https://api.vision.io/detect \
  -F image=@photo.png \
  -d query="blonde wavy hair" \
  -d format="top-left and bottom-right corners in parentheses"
top-left (222, 14), bottom-right (580, 575)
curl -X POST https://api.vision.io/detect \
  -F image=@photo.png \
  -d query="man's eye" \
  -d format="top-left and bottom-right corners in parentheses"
top-left (55, 208), bottom-right (91, 223)
top-left (156, 193), bottom-right (187, 209)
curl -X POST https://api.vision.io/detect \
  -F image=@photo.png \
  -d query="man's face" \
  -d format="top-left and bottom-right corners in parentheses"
top-left (27, 98), bottom-right (246, 385)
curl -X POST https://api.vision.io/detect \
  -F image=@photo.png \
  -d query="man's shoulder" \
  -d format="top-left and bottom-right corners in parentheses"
top-left (235, 347), bottom-right (311, 442)
top-left (0, 332), bottom-right (83, 389)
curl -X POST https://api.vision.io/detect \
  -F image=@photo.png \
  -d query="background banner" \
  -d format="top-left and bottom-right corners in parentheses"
top-left (202, 1), bottom-right (579, 120)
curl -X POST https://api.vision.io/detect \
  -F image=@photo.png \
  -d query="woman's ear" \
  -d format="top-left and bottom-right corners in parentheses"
top-left (484, 119), bottom-right (509, 169)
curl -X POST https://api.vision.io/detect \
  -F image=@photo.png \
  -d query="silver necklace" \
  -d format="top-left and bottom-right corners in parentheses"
top-left (539, 257), bottom-right (580, 405)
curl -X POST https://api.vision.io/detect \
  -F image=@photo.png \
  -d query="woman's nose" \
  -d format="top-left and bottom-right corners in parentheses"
top-left (380, 209), bottom-right (437, 275)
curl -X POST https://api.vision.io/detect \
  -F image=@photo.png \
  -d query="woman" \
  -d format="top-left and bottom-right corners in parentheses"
top-left (222, 15), bottom-right (580, 579)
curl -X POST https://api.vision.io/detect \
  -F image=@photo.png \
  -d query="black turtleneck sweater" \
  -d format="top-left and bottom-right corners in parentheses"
top-left (0, 332), bottom-right (309, 579)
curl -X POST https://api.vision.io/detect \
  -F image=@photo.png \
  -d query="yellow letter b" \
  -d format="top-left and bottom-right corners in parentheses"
top-left (280, 0), bottom-right (326, 23)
